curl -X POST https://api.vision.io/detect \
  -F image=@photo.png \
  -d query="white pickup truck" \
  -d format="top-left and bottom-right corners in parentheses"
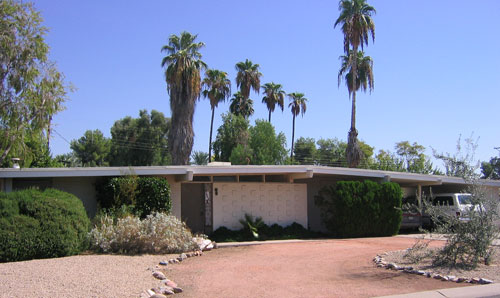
top-left (422, 193), bottom-right (478, 227)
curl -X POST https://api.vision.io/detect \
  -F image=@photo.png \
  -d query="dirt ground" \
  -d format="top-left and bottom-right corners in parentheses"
top-left (164, 237), bottom-right (470, 298)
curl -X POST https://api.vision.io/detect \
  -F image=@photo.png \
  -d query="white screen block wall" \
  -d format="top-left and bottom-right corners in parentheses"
top-left (213, 183), bottom-right (307, 230)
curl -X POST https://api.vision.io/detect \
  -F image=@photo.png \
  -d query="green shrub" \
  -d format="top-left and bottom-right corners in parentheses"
top-left (210, 221), bottom-right (323, 242)
top-left (315, 180), bottom-right (402, 238)
top-left (89, 212), bottom-right (197, 254)
top-left (95, 176), bottom-right (171, 218)
top-left (135, 177), bottom-right (171, 218)
top-left (0, 189), bottom-right (90, 262)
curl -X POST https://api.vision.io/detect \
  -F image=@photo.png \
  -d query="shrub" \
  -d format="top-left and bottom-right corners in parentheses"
top-left (210, 221), bottom-right (323, 242)
top-left (135, 177), bottom-right (171, 218)
top-left (96, 176), bottom-right (171, 218)
top-left (315, 180), bottom-right (402, 238)
top-left (0, 189), bottom-right (90, 262)
top-left (89, 212), bottom-right (197, 254)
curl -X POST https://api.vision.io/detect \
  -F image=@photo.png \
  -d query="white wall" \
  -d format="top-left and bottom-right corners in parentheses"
top-left (212, 182), bottom-right (307, 230)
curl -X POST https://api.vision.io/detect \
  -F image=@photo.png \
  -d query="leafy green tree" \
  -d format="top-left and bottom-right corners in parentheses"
top-left (317, 138), bottom-right (347, 166)
top-left (482, 156), bottom-right (500, 180)
top-left (202, 69), bottom-right (231, 161)
top-left (229, 144), bottom-right (253, 165)
top-left (288, 92), bottom-right (308, 160)
top-left (261, 82), bottom-right (285, 123)
top-left (191, 151), bottom-right (209, 165)
top-left (235, 59), bottom-right (262, 100)
top-left (248, 120), bottom-right (287, 165)
top-left (108, 110), bottom-right (170, 166)
top-left (0, 0), bottom-right (69, 166)
top-left (70, 129), bottom-right (110, 166)
top-left (229, 91), bottom-right (254, 119)
top-left (161, 31), bottom-right (206, 165)
top-left (335, 0), bottom-right (376, 168)
top-left (293, 137), bottom-right (317, 165)
top-left (371, 150), bottom-right (404, 172)
top-left (213, 113), bottom-right (250, 161)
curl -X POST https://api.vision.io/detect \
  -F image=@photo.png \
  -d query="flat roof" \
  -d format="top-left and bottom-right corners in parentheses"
top-left (1, 165), bottom-right (499, 187)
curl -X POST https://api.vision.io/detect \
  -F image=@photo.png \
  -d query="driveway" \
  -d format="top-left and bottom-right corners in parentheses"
top-left (166, 237), bottom-right (469, 298)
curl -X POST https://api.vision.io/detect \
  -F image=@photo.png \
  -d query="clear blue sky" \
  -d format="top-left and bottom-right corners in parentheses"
top-left (34, 0), bottom-right (500, 165)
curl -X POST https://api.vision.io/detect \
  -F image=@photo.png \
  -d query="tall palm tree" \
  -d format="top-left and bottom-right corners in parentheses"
top-left (235, 59), bottom-right (262, 100)
top-left (161, 31), bottom-right (207, 165)
top-left (261, 82), bottom-right (285, 123)
top-left (288, 92), bottom-right (308, 160)
top-left (202, 69), bottom-right (231, 161)
top-left (229, 91), bottom-right (254, 119)
top-left (338, 50), bottom-right (374, 96)
top-left (334, 0), bottom-right (375, 168)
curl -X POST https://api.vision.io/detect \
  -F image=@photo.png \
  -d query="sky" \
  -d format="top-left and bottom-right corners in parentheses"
top-left (32, 0), bottom-right (500, 166)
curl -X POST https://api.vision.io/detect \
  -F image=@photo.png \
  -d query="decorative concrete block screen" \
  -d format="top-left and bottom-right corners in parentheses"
top-left (213, 182), bottom-right (307, 230)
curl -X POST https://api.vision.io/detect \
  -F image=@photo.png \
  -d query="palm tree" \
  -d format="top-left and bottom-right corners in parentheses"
top-left (229, 91), bottom-right (254, 119)
top-left (261, 82), bottom-right (285, 123)
top-left (288, 92), bottom-right (308, 160)
top-left (235, 59), bottom-right (262, 100)
top-left (338, 50), bottom-right (374, 96)
top-left (202, 69), bottom-right (231, 161)
top-left (334, 0), bottom-right (375, 168)
top-left (161, 31), bottom-right (207, 165)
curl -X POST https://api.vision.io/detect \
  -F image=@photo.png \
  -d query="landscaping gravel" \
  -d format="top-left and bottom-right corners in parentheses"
top-left (0, 254), bottom-right (171, 298)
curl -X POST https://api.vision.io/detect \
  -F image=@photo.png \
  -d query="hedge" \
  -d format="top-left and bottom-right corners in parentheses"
top-left (0, 189), bottom-right (90, 262)
top-left (96, 176), bottom-right (171, 218)
top-left (315, 180), bottom-right (402, 238)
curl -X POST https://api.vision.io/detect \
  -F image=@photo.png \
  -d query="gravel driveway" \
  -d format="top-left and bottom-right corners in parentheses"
top-left (0, 237), bottom-right (470, 298)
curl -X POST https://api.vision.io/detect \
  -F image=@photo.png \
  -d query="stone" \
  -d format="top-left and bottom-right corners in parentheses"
top-left (433, 274), bottom-right (442, 279)
top-left (140, 291), bottom-right (151, 298)
top-left (146, 289), bottom-right (156, 296)
top-left (441, 276), bottom-right (449, 281)
top-left (417, 270), bottom-right (425, 275)
top-left (456, 277), bottom-right (466, 283)
top-left (425, 272), bottom-right (432, 278)
top-left (200, 239), bottom-right (212, 251)
top-left (164, 279), bottom-right (178, 288)
top-left (480, 278), bottom-right (493, 284)
top-left (377, 264), bottom-right (384, 268)
top-left (172, 287), bottom-right (183, 294)
top-left (150, 294), bottom-right (167, 298)
top-left (152, 271), bottom-right (167, 280)
top-left (205, 243), bottom-right (214, 251)
top-left (387, 263), bottom-right (396, 269)
top-left (179, 253), bottom-right (187, 260)
top-left (159, 261), bottom-right (168, 266)
top-left (158, 287), bottom-right (174, 295)
top-left (471, 277), bottom-right (481, 284)
top-left (404, 266), bottom-right (413, 271)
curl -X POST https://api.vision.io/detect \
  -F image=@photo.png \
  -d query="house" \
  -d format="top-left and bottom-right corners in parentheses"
top-left (1, 165), bottom-right (499, 233)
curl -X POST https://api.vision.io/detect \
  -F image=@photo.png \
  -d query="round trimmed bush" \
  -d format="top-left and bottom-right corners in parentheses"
top-left (0, 189), bottom-right (90, 262)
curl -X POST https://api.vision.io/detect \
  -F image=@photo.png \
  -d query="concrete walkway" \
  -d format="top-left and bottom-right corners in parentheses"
top-left (376, 283), bottom-right (500, 298)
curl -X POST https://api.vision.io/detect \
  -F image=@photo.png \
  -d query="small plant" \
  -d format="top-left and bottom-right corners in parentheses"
top-left (89, 212), bottom-right (197, 254)
top-left (403, 238), bottom-right (433, 263)
top-left (239, 213), bottom-right (265, 239)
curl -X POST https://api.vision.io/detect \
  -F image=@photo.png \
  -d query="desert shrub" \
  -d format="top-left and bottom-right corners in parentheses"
top-left (315, 180), bottom-right (402, 238)
top-left (0, 189), bottom-right (90, 262)
top-left (89, 212), bottom-right (197, 254)
top-left (95, 176), bottom-right (171, 218)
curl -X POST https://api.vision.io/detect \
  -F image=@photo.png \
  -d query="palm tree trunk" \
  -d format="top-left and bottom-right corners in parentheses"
top-left (290, 114), bottom-right (296, 160)
top-left (268, 110), bottom-right (272, 123)
top-left (347, 46), bottom-right (361, 168)
top-left (208, 107), bottom-right (215, 162)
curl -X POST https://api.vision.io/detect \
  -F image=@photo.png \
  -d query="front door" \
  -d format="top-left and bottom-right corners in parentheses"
top-left (181, 183), bottom-right (210, 234)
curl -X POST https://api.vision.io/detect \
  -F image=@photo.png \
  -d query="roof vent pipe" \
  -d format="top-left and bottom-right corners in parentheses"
top-left (11, 158), bottom-right (20, 169)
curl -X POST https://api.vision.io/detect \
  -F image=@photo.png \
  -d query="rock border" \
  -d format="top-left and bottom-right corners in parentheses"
top-left (139, 239), bottom-right (217, 297)
top-left (373, 251), bottom-right (493, 285)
